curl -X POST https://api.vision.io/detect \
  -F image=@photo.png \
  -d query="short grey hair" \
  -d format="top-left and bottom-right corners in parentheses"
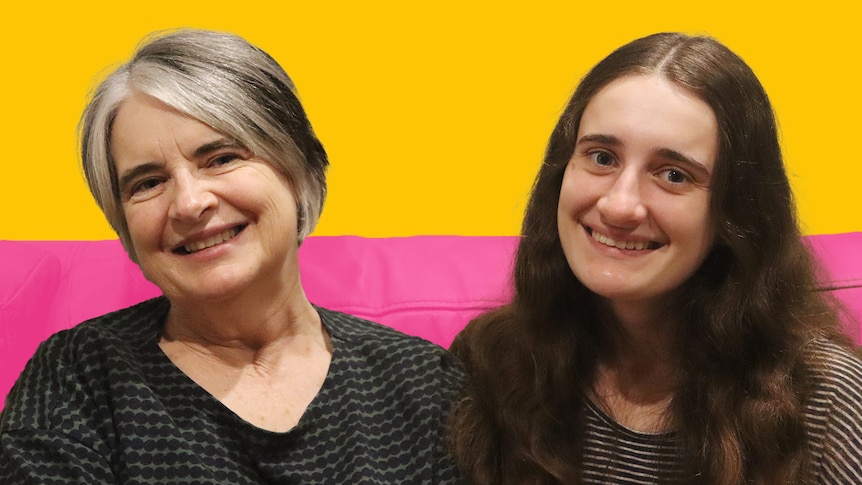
top-left (79, 29), bottom-right (329, 261)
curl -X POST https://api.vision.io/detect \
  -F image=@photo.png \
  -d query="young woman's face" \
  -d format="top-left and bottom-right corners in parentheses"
top-left (557, 74), bottom-right (718, 314)
top-left (111, 91), bottom-right (301, 304)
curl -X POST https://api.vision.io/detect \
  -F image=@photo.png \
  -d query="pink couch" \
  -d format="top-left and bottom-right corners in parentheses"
top-left (2, 234), bottom-right (860, 411)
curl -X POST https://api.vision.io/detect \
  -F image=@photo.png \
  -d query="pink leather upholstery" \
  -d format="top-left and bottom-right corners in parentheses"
top-left (1, 234), bottom-right (860, 410)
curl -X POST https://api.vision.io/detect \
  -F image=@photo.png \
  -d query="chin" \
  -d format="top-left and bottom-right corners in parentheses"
top-left (167, 269), bottom-right (258, 302)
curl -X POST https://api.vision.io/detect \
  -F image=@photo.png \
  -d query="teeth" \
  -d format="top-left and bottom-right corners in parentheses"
top-left (591, 230), bottom-right (650, 251)
top-left (183, 227), bottom-right (240, 254)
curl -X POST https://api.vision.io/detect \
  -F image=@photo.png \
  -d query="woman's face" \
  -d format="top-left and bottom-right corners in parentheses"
top-left (110, 91), bottom-right (301, 304)
top-left (557, 74), bottom-right (718, 314)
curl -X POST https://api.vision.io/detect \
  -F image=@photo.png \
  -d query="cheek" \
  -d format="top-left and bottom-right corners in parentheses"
top-left (690, 197), bottom-right (713, 236)
top-left (558, 169), bottom-right (585, 214)
top-left (695, 223), bottom-right (717, 263)
top-left (122, 204), bottom-right (163, 249)
top-left (557, 189), bottom-right (581, 236)
top-left (269, 181), bottom-right (300, 224)
top-left (669, 199), bottom-right (714, 258)
top-left (558, 178), bottom-right (601, 225)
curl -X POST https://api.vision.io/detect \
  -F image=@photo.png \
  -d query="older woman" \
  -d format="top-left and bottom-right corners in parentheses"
top-left (450, 33), bottom-right (862, 484)
top-left (0, 29), bottom-right (464, 483)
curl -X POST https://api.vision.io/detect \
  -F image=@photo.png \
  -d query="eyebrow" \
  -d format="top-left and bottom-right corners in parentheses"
top-left (655, 147), bottom-right (711, 181)
top-left (576, 133), bottom-right (711, 180)
top-left (192, 137), bottom-right (246, 158)
top-left (577, 133), bottom-right (620, 147)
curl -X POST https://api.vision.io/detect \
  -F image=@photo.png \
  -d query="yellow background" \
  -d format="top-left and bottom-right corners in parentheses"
top-left (2, 0), bottom-right (860, 240)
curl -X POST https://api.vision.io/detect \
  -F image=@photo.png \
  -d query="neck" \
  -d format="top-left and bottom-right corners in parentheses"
top-left (587, 296), bottom-right (683, 432)
top-left (162, 277), bottom-right (327, 365)
top-left (602, 295), bottom-right (680, 362)
top-left (590, 361), bottom-right (677, 433)
top-left (595, 297), bottom-right (682, 398)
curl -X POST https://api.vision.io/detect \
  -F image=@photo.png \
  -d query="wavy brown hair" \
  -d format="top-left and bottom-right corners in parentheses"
top-left (450, 32), bottom-right (856, 484)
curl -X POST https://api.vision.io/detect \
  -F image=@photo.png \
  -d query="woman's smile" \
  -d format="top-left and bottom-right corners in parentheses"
top-left (557, 74), bottom-right (717, 306)
top-left (173, 224), bottom-right (247, 255)
top-left (586, 226), bottom-right (663, 252)
top-left (111, 92), bottom-right (302, 302)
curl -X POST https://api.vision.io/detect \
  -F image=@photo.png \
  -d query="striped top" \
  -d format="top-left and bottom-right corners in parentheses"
top-left (580, 340), bottom-right (862, 484)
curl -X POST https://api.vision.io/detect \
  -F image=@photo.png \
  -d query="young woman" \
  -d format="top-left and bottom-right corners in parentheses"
top-left (450, 32), bottom-right (862, 484)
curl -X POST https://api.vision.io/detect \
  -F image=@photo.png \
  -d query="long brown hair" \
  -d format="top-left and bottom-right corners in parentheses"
top-left (450, 32), bottom-right (855, 484)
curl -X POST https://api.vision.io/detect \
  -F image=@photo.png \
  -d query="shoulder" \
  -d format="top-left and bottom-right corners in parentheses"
top-left (80, 296), bottom-right (169, 337)
top-left (802, 339), bottom-right (862, 481)
top-left (317, 306), bottom-right (464, 389)
top-left (803, 339), bottom-right (862, 421)
top-left (19, 296), bottom-right (166, 369)
top-left (449, 306), bottom-right (520, 373)
top-left (2, 297), bottom-right (168, 429)
top-left (41, 297), bottom-right (168, 349)
top-left (805, 339), bottom-right (862, 401)
top-left (318, 305), bottom-right (448, 352)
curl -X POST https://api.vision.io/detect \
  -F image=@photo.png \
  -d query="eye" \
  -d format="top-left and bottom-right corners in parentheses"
top-left (587, 150), bottom-right (616, 167)
top-left (658, 168), bottom-right (692, 185)
top-left (130, 177), bottom-right (164, 195)
top-left (210, 153), bottom-right (242, 167)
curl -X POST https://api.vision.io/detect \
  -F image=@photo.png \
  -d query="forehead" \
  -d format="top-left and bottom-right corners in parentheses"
top-left (110, 92), bottom-right (223, 166)
top-left (578, 74), bottom-right (719, 168)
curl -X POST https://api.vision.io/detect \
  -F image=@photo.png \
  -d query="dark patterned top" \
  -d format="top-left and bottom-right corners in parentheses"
top-left (0, 297), bottom-right (466, 484)
top-left (580, 340), bottom-right (862, 484)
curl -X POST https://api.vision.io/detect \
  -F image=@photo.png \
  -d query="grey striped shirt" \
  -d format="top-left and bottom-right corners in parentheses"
top-left (580, 340), bottom-right (862, 484)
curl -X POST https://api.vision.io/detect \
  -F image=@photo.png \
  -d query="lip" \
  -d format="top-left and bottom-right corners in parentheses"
top-left (171, 224), bottom-right (248, 255)
top-left (584, 226), bottom-right (663, 251)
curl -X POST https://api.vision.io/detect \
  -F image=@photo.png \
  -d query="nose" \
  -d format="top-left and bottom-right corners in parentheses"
top-left (596, 169), bottom-right (647, 227)
top-left (168, 170), bottom-right (218, 222)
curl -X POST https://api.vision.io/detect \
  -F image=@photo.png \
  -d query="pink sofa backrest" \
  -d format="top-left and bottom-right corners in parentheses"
top-left (2, 233), bottom-right (860, 411)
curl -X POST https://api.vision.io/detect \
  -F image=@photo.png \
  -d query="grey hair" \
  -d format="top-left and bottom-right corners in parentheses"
top-left (79, 29), bottom-right (329, 261)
